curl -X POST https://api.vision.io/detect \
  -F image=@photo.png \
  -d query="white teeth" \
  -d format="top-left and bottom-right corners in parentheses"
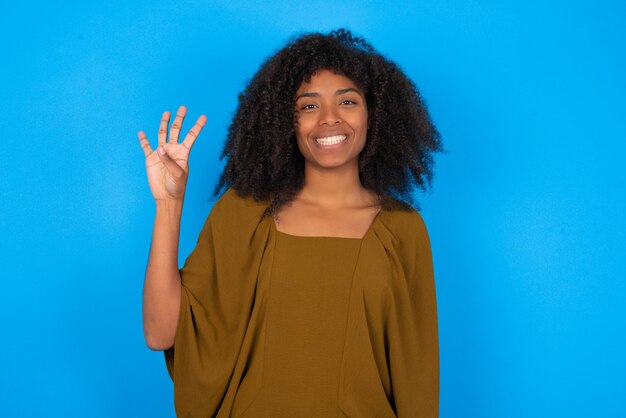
top-left (315, 135), bottom-right (347, 145)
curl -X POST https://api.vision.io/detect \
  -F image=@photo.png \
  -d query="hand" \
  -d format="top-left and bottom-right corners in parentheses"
top-left (138, 106), bottom-right (207, 201)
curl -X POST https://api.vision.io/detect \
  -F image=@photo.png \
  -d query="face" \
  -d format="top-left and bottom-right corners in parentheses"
top-left (294, 69), bottom-right (368, 173)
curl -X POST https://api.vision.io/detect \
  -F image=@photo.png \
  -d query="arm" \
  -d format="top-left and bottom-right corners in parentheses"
top-left (390, 211), bottom-right (439, 417)
top-left (138, 106), bottom-right (207, 350)
top-left (410, 215), bottom-right (439, 416)
top-left (143, 199), bottom-right (183, 350)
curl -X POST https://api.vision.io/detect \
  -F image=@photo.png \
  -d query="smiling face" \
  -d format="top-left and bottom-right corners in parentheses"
top-left (294, 69), bottom-right (368, 173)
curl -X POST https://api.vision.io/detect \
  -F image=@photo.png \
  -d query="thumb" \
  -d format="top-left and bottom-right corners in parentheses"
top-left (157, 147), bottom-right (185, 179)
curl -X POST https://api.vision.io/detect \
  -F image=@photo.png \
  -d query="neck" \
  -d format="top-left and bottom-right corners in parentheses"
top-left (298, 161), bottom-right (374, 208)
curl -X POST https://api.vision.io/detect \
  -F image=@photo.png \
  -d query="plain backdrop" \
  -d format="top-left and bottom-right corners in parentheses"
top-left (1, 1), bottom-right (624, 417)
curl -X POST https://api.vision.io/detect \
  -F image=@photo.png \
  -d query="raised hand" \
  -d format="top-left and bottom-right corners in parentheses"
top-left (138, 106), bottom-right (207, 201)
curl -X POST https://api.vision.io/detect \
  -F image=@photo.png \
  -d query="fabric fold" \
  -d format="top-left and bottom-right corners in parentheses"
top-left (338, 210), bottom-right (439, 418)
top-left (165, 189), bottom-right (273, 417)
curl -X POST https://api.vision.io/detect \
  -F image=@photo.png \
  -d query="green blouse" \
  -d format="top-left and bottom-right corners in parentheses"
top-left (164, 189), bottom-right (439, 417)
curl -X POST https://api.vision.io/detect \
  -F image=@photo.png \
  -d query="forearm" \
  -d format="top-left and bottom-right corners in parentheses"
top-left (142, 199), bottom-right (183, 350)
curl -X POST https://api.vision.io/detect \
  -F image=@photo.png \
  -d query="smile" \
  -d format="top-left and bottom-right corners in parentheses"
top-left (315, 135), bottom-right (347, 145)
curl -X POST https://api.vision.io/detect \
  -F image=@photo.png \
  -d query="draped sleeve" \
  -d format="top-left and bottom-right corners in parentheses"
top-left (385, 210), bottom-right (439, 417)
top-left (163, 188), bottom-right (272, 417)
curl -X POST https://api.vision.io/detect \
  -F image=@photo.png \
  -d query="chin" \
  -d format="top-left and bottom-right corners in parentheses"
top-left (312, 157), bottom-right (358, 171)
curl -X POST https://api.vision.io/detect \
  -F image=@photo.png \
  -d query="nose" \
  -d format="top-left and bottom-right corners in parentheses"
top-left (319, 105), bottom-right (341, 125)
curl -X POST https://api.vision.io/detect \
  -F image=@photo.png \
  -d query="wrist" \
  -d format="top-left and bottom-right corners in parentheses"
top-left (155, 198), bottom-right (184, 217)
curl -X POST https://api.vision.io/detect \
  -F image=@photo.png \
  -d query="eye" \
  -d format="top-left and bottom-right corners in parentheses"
top-left (341, 99), bottom-right (357, 105)
top-left (300, 104), bottom-right (318, 110)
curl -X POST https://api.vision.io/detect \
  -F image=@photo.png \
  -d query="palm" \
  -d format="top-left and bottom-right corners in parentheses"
top-left (138, 106), bottom-right (207, 201)
top-left (145, 142), bottom-right (190, 200)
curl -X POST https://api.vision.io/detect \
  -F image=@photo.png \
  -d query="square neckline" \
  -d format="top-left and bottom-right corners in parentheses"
top-left (271, 208), bottom-right (383, 241)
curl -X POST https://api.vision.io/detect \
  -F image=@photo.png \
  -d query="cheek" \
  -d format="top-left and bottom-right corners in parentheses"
top-left (295, 115), bottom-right (315, 139)
top-left (294, 122), bottom-right (311, 153)
top-left (361, 110), bottom-right (369, 131)
top-left (294, 128), bottom-right (307, 150)
top-left (295, 135), bottom-right (312, 159)
top-left (354, 113), bottom-right (369, 139)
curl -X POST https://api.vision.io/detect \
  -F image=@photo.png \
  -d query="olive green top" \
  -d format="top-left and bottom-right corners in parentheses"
top-left (164, 189), bottom-right (439, 417)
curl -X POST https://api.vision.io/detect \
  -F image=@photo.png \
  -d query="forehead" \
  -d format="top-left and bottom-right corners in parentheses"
top-left (296, 69), bottom-right (360, 94)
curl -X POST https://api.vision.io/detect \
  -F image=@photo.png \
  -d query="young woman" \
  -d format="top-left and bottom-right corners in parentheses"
top-left (139, 29), bottom-right (442, 417)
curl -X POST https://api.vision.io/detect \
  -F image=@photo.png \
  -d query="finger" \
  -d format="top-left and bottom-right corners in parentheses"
top-left (158, 111), bottom-right (171, 146)
top-left (157, 147), bottom-right (185, 179)
top-left (169, 106), bottom-right (187, 144)
top-left (181, 115), bottom-right (207, 150)
top-left (138, 131), bottom-right (153, 157)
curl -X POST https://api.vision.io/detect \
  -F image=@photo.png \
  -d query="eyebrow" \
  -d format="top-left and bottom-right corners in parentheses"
top-left (295, 88), bottom-right (362, 101)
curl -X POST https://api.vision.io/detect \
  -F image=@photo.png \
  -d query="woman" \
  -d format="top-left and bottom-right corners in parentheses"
top-left (140, 30), bottom-right (442, 417)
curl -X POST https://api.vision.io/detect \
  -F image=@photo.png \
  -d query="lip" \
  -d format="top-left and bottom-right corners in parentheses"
top-left (314, 130), bottom-right (348, 139)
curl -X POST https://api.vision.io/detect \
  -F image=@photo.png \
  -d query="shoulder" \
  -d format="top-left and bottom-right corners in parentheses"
top-left (379, 203), bottom-right (430, 244)
top-left (206, 188), bottom-right (270, 237)
top-left (210, 188), bottom-right (269, 219)
top-left (377, 204), bottom-right (434, 280)
top-left (213, 188), bottom-right (269, 210)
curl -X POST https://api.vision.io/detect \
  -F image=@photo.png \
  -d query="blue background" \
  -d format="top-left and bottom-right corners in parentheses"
top-left (1, 1), bottom-right (624, 416)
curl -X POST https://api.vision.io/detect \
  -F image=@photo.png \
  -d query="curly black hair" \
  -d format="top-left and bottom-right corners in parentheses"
top-left (215, 29), bottom-right (442, 214)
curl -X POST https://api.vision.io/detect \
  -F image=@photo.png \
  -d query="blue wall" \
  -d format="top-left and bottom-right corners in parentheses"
top-left (1, 1), bottom-right (624, 416)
